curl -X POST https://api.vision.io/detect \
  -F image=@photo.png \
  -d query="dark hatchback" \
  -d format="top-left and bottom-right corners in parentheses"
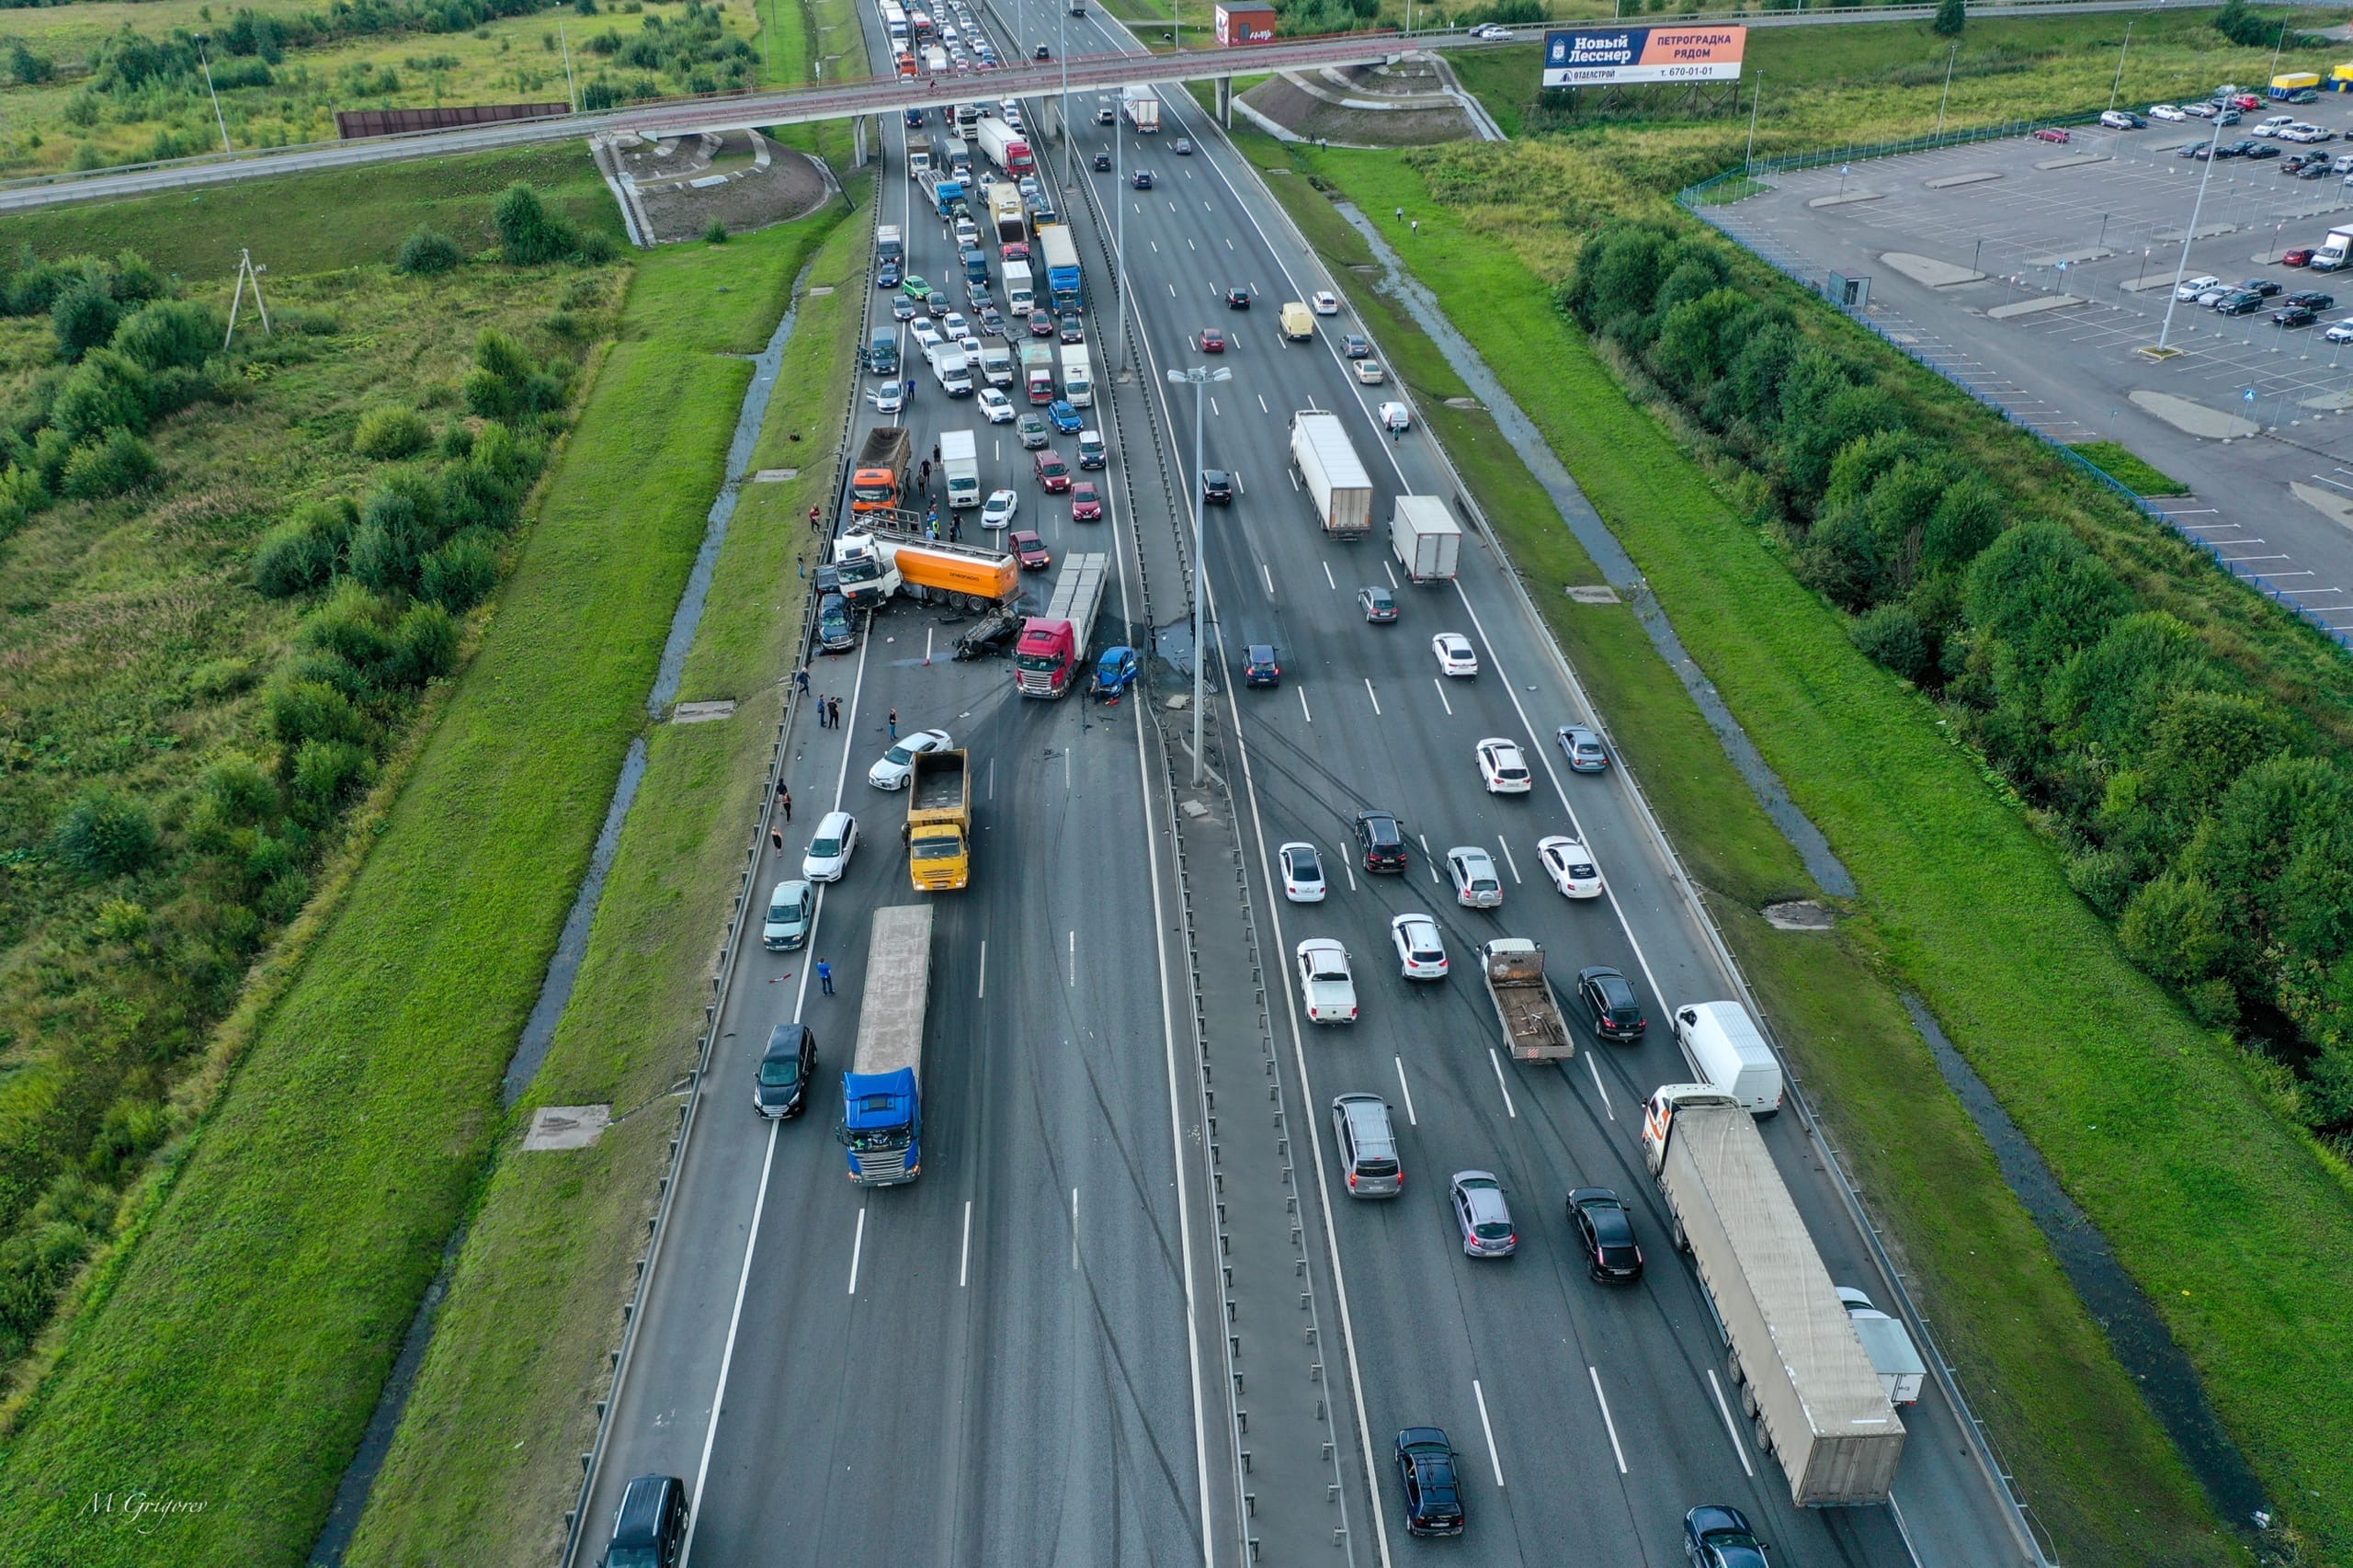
top-left (1685, 1504), bottom-right (1772, 1568)
top-left (1574, 965), bottom-right (1646, 1040)
top-left (1243, 643), bottom-right (1281, 687)
top-left (1567, 1187), bottom-right (1644, 1282)
top-left (1200, 468), bottom-right (1233, 505)
top-left (753, 1022), bottom-right (817, 1119)
top-left (1354, 809), bottom-right (1408, 873)
top-left (817, 590), bottom-right (857, 652)
top-left (1393, 1428), bottom-right (1465, 1536)
top-left (605, 1473), bottom-right (688, 1568)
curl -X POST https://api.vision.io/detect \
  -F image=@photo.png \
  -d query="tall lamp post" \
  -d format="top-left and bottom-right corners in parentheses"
top-left (2109, 17), bottom-right (2137, 112)
top-left (2158, 112), bottom-right (2230, 351)
top-left (193, 33), bottom-right (232, 154)
top-left (1167, 364), bottom-right (1233, 785)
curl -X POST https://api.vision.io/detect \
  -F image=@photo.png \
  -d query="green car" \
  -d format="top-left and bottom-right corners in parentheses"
top-left (1017, 412), bottom-right (1049, 449)
top-left (900, 274), bottom-right (931, 301)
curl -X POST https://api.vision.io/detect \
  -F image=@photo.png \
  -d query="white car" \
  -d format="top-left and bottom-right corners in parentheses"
top-left (977, 386), bottom-right (1016, 422)
top-left (1471, 22), bottom-right (1514, 39)
top-left (1295, 938), bottom-right (1358, 1023)
top-left (868, 727), bottom-right (952, 790)
top-left (1475, 738), bottom-right (1532, 794)
top-left (1390, 913), bottom-right (1449, 981)
top-left (1537, 835), bottom-right (1603, 899)
top-left (1312, 290), bottom-right (1339, 315)
top-left (2253, 115), bottom-right (2295, 137)
top-left (911, 318), bottom-right (945, 352)
top-left (1378, 401), bottom-right (1411, 435)
top-left (2149, 102), bottom-right (2187, 121)
top-left (869, 381), bottom-right (906, 415)
top-left (1445, 846), bottom-right (1503, 910)
top-left (802, 810), bottom-right (859, 882)
top-left (2326, 318), bottom-right (2353, 344)
top-left (2286, 123), bottom-right (2332, 143)
top-left (981, 488), bottom-right (1019, 529)
top-left (2098, 109), bottom-right (2141, 131)
top-left (2175, 274), bottom-right (2222, 301)
top-left (1279, 841), bottom-right (1327, 902)
top-left (1432, 632), bottom-right (1478, 677)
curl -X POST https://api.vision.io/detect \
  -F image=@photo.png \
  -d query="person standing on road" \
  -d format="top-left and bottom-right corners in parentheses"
top-left (770, 824), bottom-right (785, 853)
top-left (794, 665), bottom-right (811, 695)
top-left (779, 785), bottom-right (793, 824)
top-left (830, 696), bottom-right (842, 729)
top-left (816, 959), bottom-right (835, 996)
top-left (932, 442), bottom-right (942, 466)
top-left (888, 708), bottom-right (900, 740)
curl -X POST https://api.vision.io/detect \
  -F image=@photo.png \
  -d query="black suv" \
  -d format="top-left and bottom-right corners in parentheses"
top-left (1574, 966), bottom-right (1646, 1040)
top-left (754, 1022), bottom-right (816, 1119)
top-left (1243, 644), bottom-right (1281, 687)
top-left (1393, 1428), bottom-right (1465, 1536)
top-left (1200, 468), bottom-right (1233, 505)
top-left (2216, 290), bottom-right (2266, 316)
top-left (1353, 810), bottom-right (1408, 873)
top-left (1566, 1187), bottom-right (1644, 1283)
top-left (605, 1473), bottom-right (687, 1568)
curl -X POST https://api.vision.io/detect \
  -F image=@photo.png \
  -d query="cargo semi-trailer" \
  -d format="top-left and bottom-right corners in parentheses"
top-left (1290, 411), bottom-right (1373, 538)
top-left (838, 905), bottom-right (934, 1184)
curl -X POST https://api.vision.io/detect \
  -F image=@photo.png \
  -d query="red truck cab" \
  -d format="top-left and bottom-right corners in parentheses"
top-left (1014, 618), bottom-right (1079, 696)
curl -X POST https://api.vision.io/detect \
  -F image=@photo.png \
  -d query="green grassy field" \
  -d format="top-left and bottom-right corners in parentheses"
top-left (1241, 131), bottom-right (2262, 1564)
top-left (2069, 439), bottom-right (2190, 497)
top-left (0, 213), bottom-right (826, 1568)
top-left (0, 142), bottom-right (624, 278)
top-left (343, 201), bottom-right (864, 1566)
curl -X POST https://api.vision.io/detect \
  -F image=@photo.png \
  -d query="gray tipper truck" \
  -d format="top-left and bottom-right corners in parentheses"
top-left (1643, 1084), bottom-right (1905, 1506)
top-left (1290, 411), bottom-right (1373, 539)
top-left (1482, 937), bottom-right (1572, 1062)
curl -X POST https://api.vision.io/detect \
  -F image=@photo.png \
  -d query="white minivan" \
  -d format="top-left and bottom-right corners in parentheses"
top-left (1671, 1000), bottom-right (1783, 1116)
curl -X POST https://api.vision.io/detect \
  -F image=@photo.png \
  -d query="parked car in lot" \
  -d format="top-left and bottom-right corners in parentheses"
top-left (1449, 1172), bottom-right (1517, 1256)
top-left (1556, 723), bottom-right (1609, 771)
top-left (2216, 290), bottom-right (2266, 316)
top-left (2245, 142), bottom-right (2281, 160)
top-left (1390, 913), bottom-right (1449, 981)
top-left (1393, 1429), bottom-right (1465, 1536)
top-left (2287, 290), bottom-right (2336, 310)
top-left (1574, 965), bottom-right (1646, 1040)
top-left (1567, 1187), bottom-right (1644, 1281)
top-left (2099, 109), bottom-right (2143, 131)
top-left (1279, 841), bottom-right (1326, 902)
top-left (2149, 102), bottom-right (2186, 121)
top-left (2274, 303), bottom-right (2318, 327)
top-left (2284, 247), bottom-right (2318, 267)
top-left (2325, 317), bottom-right (2353, 343)
top-left (2176, 273), bottom-right (2222, 301)
top-left (2177, 142), bottom-right (2212, 161)
top-left (2031, 126), bottom-right (2070, 143)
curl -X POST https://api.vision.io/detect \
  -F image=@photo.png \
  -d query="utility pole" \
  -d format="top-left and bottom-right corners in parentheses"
top-left (1167, 364), bottom-right (1232, 785)
top-left (2109, 16), bottom-right (2136, 112)
top-left (1115, 88), bottom-right (1131, 375)
top-left (1745, 71), bottom-right (1763, 169)
top-left (559, 19), bottom-right (579, 110)
top-left (193, 34), bottom-right (232, 154)
top-left (1937, 43), bottom-right (1957, 137)
top-left (2268, 19), bottom-right (2289, 88)
top-left (2158, 113), bottom-right (2229, 351)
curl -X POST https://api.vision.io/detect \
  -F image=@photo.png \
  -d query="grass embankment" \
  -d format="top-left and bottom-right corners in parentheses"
top-left (2069, 440), bottom-right (2190, 498)
top-left (0, 143), bottom-right (623, 278)
top-left (1450, 9), bottom-right (2336, 148)
top-left (762, 0), bottom-right (869, 170)
top-left (344, 202), bottom-right (867, 1568)
top-left (0, 0), bottom-right (769, 177)
top-left (0, 220), bottom-right (818, 1568)
top-left (1243, 135), bottom-right (2254, 1565)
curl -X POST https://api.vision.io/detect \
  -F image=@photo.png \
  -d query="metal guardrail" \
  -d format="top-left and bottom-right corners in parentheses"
top-left (1681, 128), bottom-right (2353, 651)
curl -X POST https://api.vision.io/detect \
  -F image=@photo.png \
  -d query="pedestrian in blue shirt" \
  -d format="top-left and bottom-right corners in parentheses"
top-left (816, 959), bottom-right (835, 996)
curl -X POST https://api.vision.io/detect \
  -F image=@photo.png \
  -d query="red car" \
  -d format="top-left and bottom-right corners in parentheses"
top-left (1200, 327), bottom-right (1225, 353)
top-left (1002, 242), bottom-right (1029, 263)
top-left (1070, 481), bottom-right (1102, 521)
top-left (1029, 310), bottom-right (1054, 336)
top-left (2284, 247), bottom-right (2316, 267)
top-left (2032, 127), bottom-right (2070, 144)
top-left (1034, 450), bottom-right (1071, 492)
top-left (1010, 528), bottom-right (1051, 569)
top-left (2233, 93), bottom-right (2261, 111)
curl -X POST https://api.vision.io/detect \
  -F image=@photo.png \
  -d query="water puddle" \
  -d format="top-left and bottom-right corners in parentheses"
top-left (307, 259), bottom-right (815, 1568)
top-left (1907, 996), bottom-right (2272, 1536)
top-left (1332, 202), bottom-right (1855, 899)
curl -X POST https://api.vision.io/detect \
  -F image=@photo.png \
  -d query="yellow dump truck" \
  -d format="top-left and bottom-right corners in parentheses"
top-left (906, 748), bottom-right (972, 891)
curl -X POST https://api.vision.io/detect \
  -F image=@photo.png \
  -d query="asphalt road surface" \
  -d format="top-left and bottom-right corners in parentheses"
top-left (573, 0), bottom-right (2043, 1562)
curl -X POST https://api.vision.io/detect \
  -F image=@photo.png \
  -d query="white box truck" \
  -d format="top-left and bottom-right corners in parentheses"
top-left (1121, 84), bottom-right (1161, 132)
top-left (1670, 1001), bottom-right (1784, 1116)
top-left (979, 342), bottom-right (1015, 387)
top-left (2313, 223), bottom-right (2353, 271)
top-left (1059, 343), bottom-right (1093, 408)
top-left (1290, 411), bottom-right (1373, 539)
top-left (926, 341), bottom-right (973, 398)
top-left (940, 428), bottom-right (981, 509)
top-left (1390, 495), bottom-right (1460, 582)
top-left (1836, 1288), bottom-right (1927, 1407)
top-left (1003, 259), bottom-right (1035, 314)
top-left (1643, 1085), bottom-right (1905, 1506)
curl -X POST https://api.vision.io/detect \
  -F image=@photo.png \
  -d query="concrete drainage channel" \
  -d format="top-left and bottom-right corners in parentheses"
top-left (1073, 128), bottom-right (1367, 1562)
top-left (303, 260), bottom-right (824, 1568)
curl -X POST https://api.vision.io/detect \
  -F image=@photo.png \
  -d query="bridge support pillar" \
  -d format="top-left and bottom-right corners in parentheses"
top-left (1215, 75), bottom-right (1233, 129)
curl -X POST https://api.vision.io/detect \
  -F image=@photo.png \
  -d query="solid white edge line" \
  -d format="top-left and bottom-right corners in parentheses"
top-left (1705, 1369), bottom-right (1756, 1477)
top-left (675, 1117), bottom-right (778, 1568)
top-left (1487, 1048), bottom-right (1517, 1119)
top-left (1588, 1366), bottom-right (1628, 1475)
top-left (1393, 1055), bottom-right (1417, 1126)
top-left (1472, 1378), bottom-right (1506, 1488)
top-left (960, 1198), bottom-right (972, 1289)
top-left (1584, 1053), bottom-right (1614, 1120)
top-left (847, 1204), bottom-right (866, 1296)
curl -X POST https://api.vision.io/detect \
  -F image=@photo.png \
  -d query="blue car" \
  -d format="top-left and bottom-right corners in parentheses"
top-left (877, 258), bottom-right (902, 289)
top-left (1092, 645), bottom-right (1139, 701)
top-left (1048, 399), bottom-right (1083, 434)
top-left (904, 107), bottom-right (924, 127)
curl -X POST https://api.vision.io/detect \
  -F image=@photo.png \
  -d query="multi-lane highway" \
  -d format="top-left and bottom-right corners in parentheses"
top-left (568, 0), bottom-right (2044, 1561)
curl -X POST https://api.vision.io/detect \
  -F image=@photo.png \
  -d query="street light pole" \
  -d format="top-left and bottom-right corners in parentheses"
top-left (1745, 72), bottom-right (1763, 170)
top-left (1167, 364), bottom-right (1232, 785)
top-left (1115, 91), bottom-right (1131, 375)
top-left (2158, 113), bottom-right (2229, 350)
top-left (1936, 43), bottom-right (1956, 137)
top-left (2109, 17), bottom-right (2136, 112)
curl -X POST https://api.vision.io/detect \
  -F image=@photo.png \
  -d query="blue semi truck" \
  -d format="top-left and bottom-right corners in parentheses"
top-left (836, 903), bottom-right (934, 1185)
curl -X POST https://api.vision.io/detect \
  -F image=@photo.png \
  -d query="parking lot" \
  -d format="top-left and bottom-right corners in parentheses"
top-left (1707, 94), bottom-right (2353, 640)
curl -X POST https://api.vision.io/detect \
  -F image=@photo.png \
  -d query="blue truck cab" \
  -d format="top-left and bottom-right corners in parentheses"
top-left (840, 1068), bottom-right (920, 1184)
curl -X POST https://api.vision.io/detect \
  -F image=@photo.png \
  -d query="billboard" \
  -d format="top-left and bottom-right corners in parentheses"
top-left (1541, 25), bottom-right (1746, 87)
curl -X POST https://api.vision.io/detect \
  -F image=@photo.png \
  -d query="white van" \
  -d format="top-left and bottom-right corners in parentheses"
top-left (1670, 1001), bottom-right (1783, 1116)
top-left (2254, 114), bottom-right (2296, 138)
top-left (927, 342), bottom-right (973, 397)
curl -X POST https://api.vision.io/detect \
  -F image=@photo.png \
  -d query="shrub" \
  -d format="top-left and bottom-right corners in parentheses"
top-left (145, 365), bottom-right (215, 421)
top-left (494, 183), bottom-right (579, 266)
top-left (394, 226), bottom-right (464, 276)
top-left (200, 752), bottom-right (279, 826)
top-left (289, 738), bottom-right (375, 828)
top-left (109, 300), bottom-right (220, 371)
top-left (352, 405), bottom-right (432, 460)
top-left (419, 530), bottom-right (498, 612)
top-left (2063, 847), bottom-right (2139, 917)
top-left (50, 349), bottom-right (151, 444)
top-left (51, 279), bottom-right (122, 363)
top-left (267, 677), bottom-right (369, 758)
top-left (1932, 0), bottom-right (1963, 34)
top-left (704, 220), bottom-right (729, 244)
top-left (92, 899), bottom-right (150, 944)
top-left (59, 429), bottom-right (156, 499)
top-left (187, 656), bottom-right (256, 700)
top-left (395, 600), bottom-right (460, 683)
top-left (1851, 602), bottom-right (1931, 683)
top-left (84, 1099), bottom-right (167, 1180)
top-left (299, 583), bottom-right (407, 689)
top-left (252, 500), bottom-right (356, 598)
top-left (51, 787), bottom-right (158, 877)
top-left (2118, 871), bottom-right (2235, 986)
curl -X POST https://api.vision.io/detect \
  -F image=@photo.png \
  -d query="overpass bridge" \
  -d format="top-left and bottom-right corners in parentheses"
top-left (0, 0), bottom-right (2210, 216)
